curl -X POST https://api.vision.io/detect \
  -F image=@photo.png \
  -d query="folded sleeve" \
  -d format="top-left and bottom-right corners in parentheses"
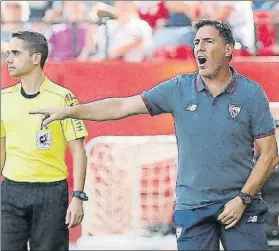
top-left (61, 91), bottom-right (88, 142)
top-left (250, 87), bottom-right (275, 139)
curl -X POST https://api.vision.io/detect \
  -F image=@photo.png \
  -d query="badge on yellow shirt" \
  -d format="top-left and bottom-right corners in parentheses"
top-left (36, 131), bottom-right (52, 149)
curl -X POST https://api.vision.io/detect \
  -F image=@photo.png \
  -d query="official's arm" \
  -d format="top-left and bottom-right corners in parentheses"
top-left (68, 138), bottom-right (87, 194)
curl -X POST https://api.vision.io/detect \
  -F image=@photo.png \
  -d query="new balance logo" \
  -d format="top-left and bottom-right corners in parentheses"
top-left (247, 216), bottom-right (258, 223)
top-left (185, 104), bottom-right (197, 111)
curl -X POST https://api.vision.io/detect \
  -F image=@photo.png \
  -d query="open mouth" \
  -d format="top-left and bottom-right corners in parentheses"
top-left (197, 56), bottom-right (207, 66)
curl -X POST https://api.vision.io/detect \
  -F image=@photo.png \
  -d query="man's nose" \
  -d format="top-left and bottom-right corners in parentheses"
top-left (6, 55), bottom-right (13, 63)
top-left (197, 42), bottom-right (206, 51)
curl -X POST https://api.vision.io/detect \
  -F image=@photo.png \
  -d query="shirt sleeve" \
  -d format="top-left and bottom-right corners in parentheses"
top-left (1, 120), bottom-right (6, 138)
top-left (61, 91), bottom-right (88, 142)
top-left (141, 76), bottom-right (178, 116)
top-left (250, 87), bottom-right (275, 139)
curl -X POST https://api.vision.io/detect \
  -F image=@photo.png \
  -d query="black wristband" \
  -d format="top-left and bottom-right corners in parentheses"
top-left (72, 191), bottom-right (88, 201)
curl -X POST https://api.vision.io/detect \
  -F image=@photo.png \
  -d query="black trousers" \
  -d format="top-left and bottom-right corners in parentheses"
top-left (1, 178), bottom-right (69, 251)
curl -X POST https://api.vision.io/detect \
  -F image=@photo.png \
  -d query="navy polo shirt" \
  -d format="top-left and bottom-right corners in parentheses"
top-left (141, 66), bottom-right (275, 210)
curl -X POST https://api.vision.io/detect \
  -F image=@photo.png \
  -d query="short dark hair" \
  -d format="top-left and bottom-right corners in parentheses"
top-left (11, 31), bottom-right (49, 69)
top-left (193, 18), bottom-right (235, 47)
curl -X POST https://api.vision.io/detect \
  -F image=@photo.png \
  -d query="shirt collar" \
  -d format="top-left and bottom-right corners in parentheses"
top-left (195, 66), bottom-right (238, 95)
top-left (19, 76), bottom-right (48, 99)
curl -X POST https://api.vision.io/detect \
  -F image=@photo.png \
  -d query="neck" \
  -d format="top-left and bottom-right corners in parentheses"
top-left (201, 66), bottom-right (232, 89)
top-left (21, 70), bottom-right (45, 95)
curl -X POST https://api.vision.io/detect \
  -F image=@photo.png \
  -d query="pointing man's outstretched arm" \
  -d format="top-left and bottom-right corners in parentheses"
top-left (30, 95), bottom-right (149, 129)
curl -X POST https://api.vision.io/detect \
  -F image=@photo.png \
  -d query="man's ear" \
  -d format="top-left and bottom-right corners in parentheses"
top-left (225, 44), bottom-right (234, 59)
top-left (32, 53), bottom-right (42, 67)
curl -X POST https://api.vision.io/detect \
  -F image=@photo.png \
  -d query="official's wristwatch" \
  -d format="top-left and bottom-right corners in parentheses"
top-left (72, 191), bottom-right (89, 201)
top-left (238, 191), bottom-right (252, 206)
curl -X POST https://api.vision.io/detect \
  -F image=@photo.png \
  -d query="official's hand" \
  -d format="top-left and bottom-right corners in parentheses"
top-left (66, 197), bottom-right (84, 229)
top-left (217, 196), bottom-right (246, 229)
top-left (30, 107), bottom-right (69, 129)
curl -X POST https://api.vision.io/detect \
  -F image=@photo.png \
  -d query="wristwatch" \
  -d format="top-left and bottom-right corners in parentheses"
top-left (238, 191), bottom-right (252, 206)
top-left (72, 191), bottom-right (89, 201)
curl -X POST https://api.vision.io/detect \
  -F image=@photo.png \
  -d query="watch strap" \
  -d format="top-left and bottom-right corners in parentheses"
top-left (238, 191), bottom-right (252, 206)
top-left (72, 191), bottom-right (88, 201)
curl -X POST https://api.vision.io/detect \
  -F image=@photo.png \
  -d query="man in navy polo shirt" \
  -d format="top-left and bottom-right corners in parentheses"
top-left (32, 19), bottom-right (279, 250)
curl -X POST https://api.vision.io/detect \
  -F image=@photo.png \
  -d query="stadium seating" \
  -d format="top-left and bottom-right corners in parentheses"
top-left (254, 10), bottom-right (277, 56)
top-left (152, 45), bottom-right (195, 61)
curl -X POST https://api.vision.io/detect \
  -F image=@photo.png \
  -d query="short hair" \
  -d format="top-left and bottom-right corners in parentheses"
top-left (11, 31), bottom-right (49, 69)
top-left (193, 18), bottom-right (235, 47)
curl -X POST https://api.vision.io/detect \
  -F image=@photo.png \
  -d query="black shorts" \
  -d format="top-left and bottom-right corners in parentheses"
top-left (1, 178), bottom-right (69, 251)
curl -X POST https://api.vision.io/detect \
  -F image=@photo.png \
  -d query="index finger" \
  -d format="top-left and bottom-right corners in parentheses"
top-left (29, 109), bottom-right (49, 115)
top-left (217, 208), bottom-right (227, 221)
top-left (225, 218), bottom-right (239, 230)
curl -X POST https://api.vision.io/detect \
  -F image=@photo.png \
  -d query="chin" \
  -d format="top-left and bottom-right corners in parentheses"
top-left (9, 71), bottom-right (24, 78)
top-left (8, 72), bottom-right (17, 77)
top-left (198, 68), bottom-right (212, 78)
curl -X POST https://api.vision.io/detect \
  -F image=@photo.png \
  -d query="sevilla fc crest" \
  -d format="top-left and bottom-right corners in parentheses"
top-left (229, 104), bottom-right (242, 118)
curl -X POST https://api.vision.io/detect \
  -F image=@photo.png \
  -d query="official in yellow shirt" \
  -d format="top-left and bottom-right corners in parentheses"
top-left (1, 31), bottom-right (88, 251)
top-left (1, 78), bottom-right (87, 182)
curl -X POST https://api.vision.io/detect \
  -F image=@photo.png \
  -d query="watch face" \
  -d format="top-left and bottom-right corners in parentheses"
top-left (244, 197), bottom-right (251, 203)
top-left (241, 194), bottom-right (251, 204)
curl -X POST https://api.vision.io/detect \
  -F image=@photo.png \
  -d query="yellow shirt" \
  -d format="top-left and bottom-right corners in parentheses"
top-left (1, 77), bottom-right (88, 182)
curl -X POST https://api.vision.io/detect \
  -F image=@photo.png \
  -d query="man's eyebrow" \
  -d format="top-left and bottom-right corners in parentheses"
top-left (194, 37), bottom-right (215, 42)
top-left (203, 37), bottom-right (215, 41)
top-left (7, 50), bottom-right (21, 54)
top-left (12, 50), bottom-right (21, 53)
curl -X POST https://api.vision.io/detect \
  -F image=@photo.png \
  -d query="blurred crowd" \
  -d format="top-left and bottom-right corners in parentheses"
top-left (1, 1), bottom-right (279, 63)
